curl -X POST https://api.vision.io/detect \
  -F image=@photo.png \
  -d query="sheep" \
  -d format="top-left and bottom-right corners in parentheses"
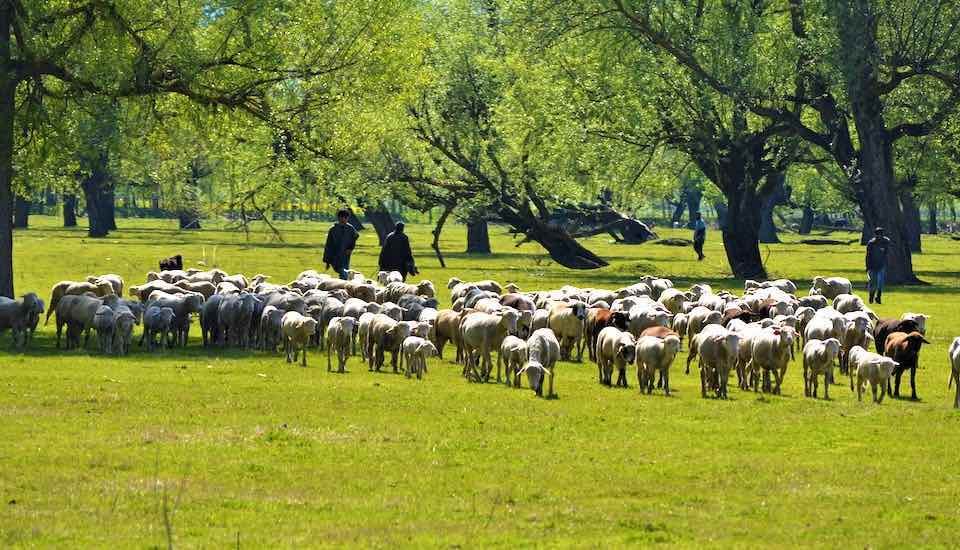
top-left (173, 279), bottom-right (217, 299)
top-left (949, 337), bottom-right (960, 408)
top-left (434, 309), bottom-right (468, 360)
top-left (635, 334), bottom-right (681, 395)
top-left (147, 269), bottom-right (188, 283)
top-left (657, 288), bottom-right (687, 314)
top-left (585, 308), bottom-right (629, 361)
top-left (461, 310), bottom-right (520, 382)
top-left (798, 295), bottom-right (828, 310)
top-left (873, 318), bottom-right (922, 354)
top-left (840, 313), bottom-right (872, 375)
top-left (884, 331), bottom-right (931, 400)
top-left (900, 312), bottom-right (929, 334)
top-left (367, 314), bottom-right (411, 372)
top-left (804, 308), bottom-right (846, 343)
top-left (325, 316), bottom-right (357, 373)
top-left (615, 282), bottom-right (652, 299)
top-left (87, 274), bottom-right (124, 296)
top-left (356, 312), bottom-right (377, 360)
top-left (501, 293), bottom-right (536, 313)
top-left (832, 293), bottom-right (866, 314)
top-left (498, 335), bottom-right (528, 386)
top-left (547, 301), bottom-right (588, 361)
top-left (809, 276), bottom-right (852, 299)
top-left (377, 271), bottom-right (404, 285)
top-left (54, 294), bottom-right (112, 349)
top-left (380, 280), bottom-right (436, 303)
top-left (794, 307), bottom-right (816, 344)
top-left (595, 326), bottom-right (637, 387)
top-left (380, 302), bottom-right (404, 322)
top-left (143, 306), bottom-right (176, 351)
top-left (849, 345), bottom-right (898, 404)
top-left (745, 278), bottom-right (798, 294)
top-left (92, 305), bottom-right (115, 354)
top-left (46, 279), bottom-right (115, 324)
top-left (281, 311), bottom-right (318, 367)
top-left (745, 327), bottom-right (795, 394)
top-left (640, 277), bottom-right (673, 300)
top-left (401, 336), bottom-right (438, 379)
top-left (0, 293), bottom-right (44, 348)
top-left (686, 306), bottom-right (723, 348)
top-left (692, 328), bottom-right (740, 399)
top-left (803, 338), bottom-right (841, 399)
top-left (531, 309), bottom-right (549, 332)
top-left (185, 268), bottom-right (227, 285)
top-left (109, 307), bottom-right (136, 356)
top-left (448, 278), bottom-right (502, 300)
top-left (671, 313), bottom-right (688, 348)
top-left (627, 305), bottom-right (670, 339)
top-left (518, 328), bottom-right (561, 397)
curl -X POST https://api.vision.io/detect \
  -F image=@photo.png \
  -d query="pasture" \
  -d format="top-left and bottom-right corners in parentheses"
top-left (3, 216), bottom-right (960, 547)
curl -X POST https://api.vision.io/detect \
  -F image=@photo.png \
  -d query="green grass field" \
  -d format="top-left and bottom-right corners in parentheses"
top-left (3, 215), bottom-right (960, 547)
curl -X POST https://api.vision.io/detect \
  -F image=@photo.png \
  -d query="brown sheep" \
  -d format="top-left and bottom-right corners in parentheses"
top-left (883, 331), bottom-right (931, 400)
top-left (46, 279), bottom-right (115, 324)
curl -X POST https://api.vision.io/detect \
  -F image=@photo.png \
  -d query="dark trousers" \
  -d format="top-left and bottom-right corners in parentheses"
top-left (693, 236), bottom-right (705, 260)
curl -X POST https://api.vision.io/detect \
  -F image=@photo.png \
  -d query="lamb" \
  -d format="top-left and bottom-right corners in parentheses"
top-left (809, 276), bottom-right (852, 299)
top-left (367, 314), bottom-right (411, 372)
top-left (87, 274), bottom-right (124, 296)
top-left (585, 308), bottom-right (629, 361)
top-left (547, 301), bottom-right (588, 361)
top-left (746, 327), bottom-right (795, 394)
top-left (498, 335), bottom-right (528, 386)
top-left (460, 310), bottom-right (520, 382)
top-left (840, 313), bottom-right (872, 375)
top-left (883, 331), bottom-right (931, 400)
top-left (685, 306), bottom-right (723, 348)
top-left (692, 328), bottom-right (740, 399)
top-left (380, 280), bottom-right (436, 303)
top-left (949, 337), bottom-right (960, 408)
top-left (595, 327), bottom-right (637, 387)
top-left (635, 334), bottom-right (681, 395)
top-left (143, 306), bottom-right (176, 351)
top-left (92, 305), bottom-right (115, 354)
top-left (325, 316), bottom-right (357, 373)
top-left (802, 338), bottom-right (841, 399)
top-left (0, 293), bottom-right (44, 348)
top-left (112, 306), bottom-right (137, 356)
top-left (900, 312), bottom-right (929, 334)
top-left (401, 336), bottom-right (438, 379)
top-left (671, 313), bottom-right (688, 348)
top-left (281, 311), bottom-right (319, 367)
top-left (518, 328), bottom-right (561, 397)
top-left (832, 293), bottom-right (866, 314)
top-left (46, 279), bottom-right (115, 324)
top-left (849, 345), bottom-right (898, 403)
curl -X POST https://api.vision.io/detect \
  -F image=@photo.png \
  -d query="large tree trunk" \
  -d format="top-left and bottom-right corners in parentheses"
top-left (758, 172), bottom-right (789, 243)
top-left (720, 186), bottom-right (767, 279)
top-left (63, 194), bottom-right (78, 227)
top-left (364, 203), bottom-right (395, 245)
top-left (927, 201), bottom-right (938, 234)
top-left (799, 206), bottom-right (815, 235)
top-left (502, 210), bottom-right (607, 269)
top-left (670, 200), bottom-right (685, 225)
top-left (465, 219), bottom-right (491, 254)
top-left (0, 19), bottom-right (14, 298)
top-left (713, 201), bottom-right (728, 231)
top-left (102, 186), bottom-right (117, 231)
top-left (13, 195), bottom-right (29, 229)
top-left (898, 185), bottom-right (921, 252)
top-left (81, 154), bottom-right (112, 238)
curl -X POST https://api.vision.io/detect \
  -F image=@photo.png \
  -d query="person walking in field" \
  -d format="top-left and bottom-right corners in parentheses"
top-left (378, 222), bottom-right (418, 280)
top-left (323, 209), bottom-right (359, 280)
top-left (866, 226), bottom-right (891, 304)
top-left (692, 212), bottom-right (706, 261)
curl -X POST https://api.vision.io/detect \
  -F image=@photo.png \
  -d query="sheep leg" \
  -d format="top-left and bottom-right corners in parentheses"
top-left (773, 368), bottom-right (783, 395)
top-left (327, 343), bottom-right (333, 372)
top-left (909, 367), bottom-right (918, 400)
top-left (663, 369), bottom-right (671, 396)
top-left (301, 346), bottom-right (308, 368)
top-left (803, 365), bottom-right (810, 397)
top-left (822, 372), bottom-right (830, 400)
top-left (871, 383), bottom-right (878, 403)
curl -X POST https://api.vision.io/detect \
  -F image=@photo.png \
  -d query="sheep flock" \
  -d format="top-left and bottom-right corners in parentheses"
top-left (6, 268), bottom-right (960, 407)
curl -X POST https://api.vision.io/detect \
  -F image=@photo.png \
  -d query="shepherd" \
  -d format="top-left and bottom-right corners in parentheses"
top-left (378, 222), bottom-right (418, 281)
top-left (323, 209), bottom-right (360, 280)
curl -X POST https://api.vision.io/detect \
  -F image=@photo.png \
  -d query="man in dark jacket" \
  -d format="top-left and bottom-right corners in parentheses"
top-left (692, 212), bottom-right (706, 261)
top-left (866, 226), bottom-right (891, 304)
top-left (378, 222), bottom-right (417, 280)
top-left (323, 209), bottom-right (359, 280)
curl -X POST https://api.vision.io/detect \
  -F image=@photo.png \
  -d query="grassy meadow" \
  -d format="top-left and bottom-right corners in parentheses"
top-left (3, 215), bottom-right (960, 547)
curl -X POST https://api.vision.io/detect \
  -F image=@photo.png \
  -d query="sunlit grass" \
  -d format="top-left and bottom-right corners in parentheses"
top-left (3, 215), bottom-right (960, 547)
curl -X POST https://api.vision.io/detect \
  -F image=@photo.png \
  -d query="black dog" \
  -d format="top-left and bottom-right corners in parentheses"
top-left (159, 254), bottom-right (183, 272)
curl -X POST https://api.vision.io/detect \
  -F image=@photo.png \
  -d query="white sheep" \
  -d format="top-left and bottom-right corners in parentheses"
top-left (809, 276), bottom-right (852, 300)
top-left (849, 345), bottom-right (899, 403)
top-left (325, 316), bottom-right (356, 373)
top-left (685, 306), bottom-right (722, 348)
top-left (803, 338), bottom-right (841, 399)
top-left (547, 301), bottom-right (588, 361)
top-left (282, 311), bottom-right (319, 367)
top-left (498, 335), bottom-right (528, 386)
top-left (595, 326), bottom-right (637, 387)
top-left (401, 336), bottom-right (438, 379)
top-left (461, 310), bottom-right (519, 382)
top-left (635, 334), bottom-right (681, 395)
top-left (833, 293), bottom-right (866, 314)
top-left (746, 326), bottom-right (795, 394)
top-left (519, 328), bottom-right (561, 397)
